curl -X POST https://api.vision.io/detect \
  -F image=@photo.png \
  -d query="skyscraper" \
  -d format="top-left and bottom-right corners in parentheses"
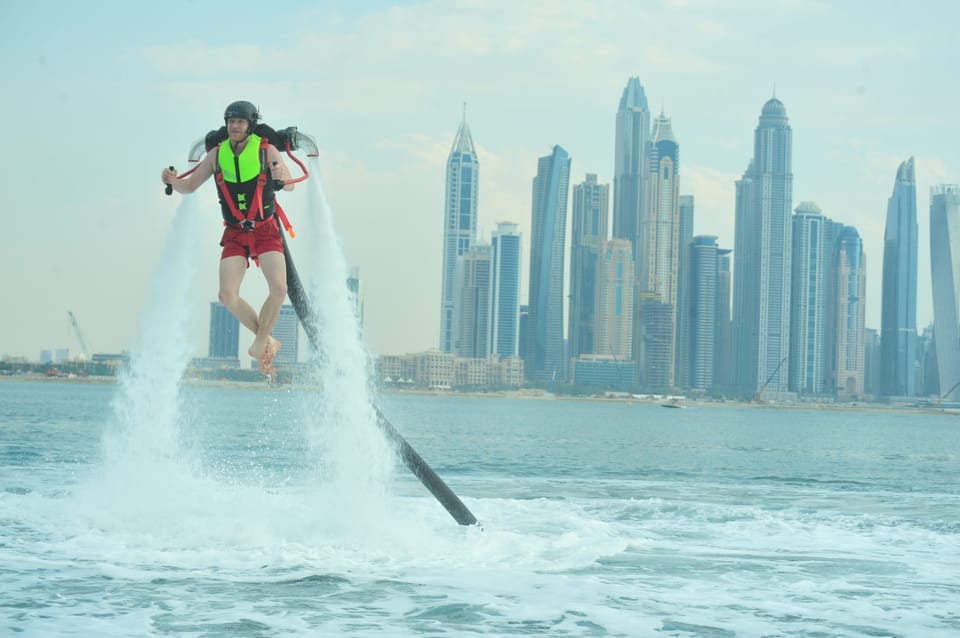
top-left (675, 195), bottom-right (695, 387)
top-left (612, 77), bottom-right (650, 247)
top-left (639, 114), bottom-right (681, 302)
top-left (880, 158), bottom-right (918, 398)
top-left (439, 108), bottom-right (479, 353)
top-left (686, 236), bottom-right (730, 391)
top-left (732, 97), bottom-right (793, 399)
top-left (636, 113), bottom-right (681, 388)
top-left (526, 145), bottom-right (570, 382)
top-left (918, 324), bottom-right (939, 397)
top-left (490, 222), bottom-right (522, 358)
top-left (864, 328), bottom-right (881, 397)
top-left (714, 250), bottom-right (733, 392)
top-left (594, 239), bottom-right (634, 359)
top-left (271, 304), bottom-right (299, 366)
top-left (208, 301), bottom-right (239, 359)
top-left (569, 174), bottom-right (610, 359)
top-left (834, 226), bottom-right (867, 399)
top-left (789, 202), bottom-right (840, 395)
top-left (455, 244), bottom-right (492, 359)
top-left (930, 185), bottom-right (960, 401)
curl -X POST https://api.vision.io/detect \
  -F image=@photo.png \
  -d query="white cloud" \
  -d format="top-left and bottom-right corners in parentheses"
top-left (3, 0), bottom-right (958, 358)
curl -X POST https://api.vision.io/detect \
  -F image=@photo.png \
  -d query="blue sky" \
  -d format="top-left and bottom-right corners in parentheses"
top-left (2, 0), bottom-right (958, 360)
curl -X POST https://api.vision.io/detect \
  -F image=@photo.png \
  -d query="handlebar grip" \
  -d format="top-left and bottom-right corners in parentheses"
top-left (164, 166), bottom-right (175, 195)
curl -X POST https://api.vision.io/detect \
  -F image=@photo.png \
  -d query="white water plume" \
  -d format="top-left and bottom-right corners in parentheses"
top-left (294, 159), bottom-right (395, 500)
top-left (101, 196), bottom-right (204, 481)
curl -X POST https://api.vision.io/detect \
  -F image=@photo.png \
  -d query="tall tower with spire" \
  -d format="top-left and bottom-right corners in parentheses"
top-left (732, 96), bottom-right (794, 399)
top-left (879, 157), bottom-right (917, 398)
top-left (612, 77), bottom-right (650, 250)
top-left (439, 106), bottom-right (479, 353)
top-left (636, 112), bottom-right (681, 388)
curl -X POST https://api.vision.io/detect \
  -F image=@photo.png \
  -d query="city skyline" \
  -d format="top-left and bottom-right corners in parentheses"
top-left (3, 2), bottom-right (959, 361)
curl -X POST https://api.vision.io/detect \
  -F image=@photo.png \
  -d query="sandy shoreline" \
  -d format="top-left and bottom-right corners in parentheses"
top-left (2, 372), bottom-right (951, 414)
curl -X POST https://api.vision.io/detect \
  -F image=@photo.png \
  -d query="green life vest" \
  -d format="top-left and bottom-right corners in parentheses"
top-left (215, 134), bottom-right (276, 223)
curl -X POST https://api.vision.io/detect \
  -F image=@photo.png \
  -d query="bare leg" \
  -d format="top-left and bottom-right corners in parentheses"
top-left (219, 255), bottom-right (259, 334)
top-left (220, 255), bottom-right (271, 373)
top-left (251, 250), bottom-right (288, 373)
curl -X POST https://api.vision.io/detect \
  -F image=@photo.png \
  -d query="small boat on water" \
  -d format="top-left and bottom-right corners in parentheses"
top-left (661, 398), bottom-right (685, 408)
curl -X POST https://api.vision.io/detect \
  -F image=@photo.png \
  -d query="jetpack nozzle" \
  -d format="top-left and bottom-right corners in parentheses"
top-left (188, 137), bottom-right (210, 163)
top-left (277, 127), bottom-right (319, 157)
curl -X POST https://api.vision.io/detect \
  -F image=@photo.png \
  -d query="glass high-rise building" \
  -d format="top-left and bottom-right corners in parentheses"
top-left (686, 236), bottom-right (730, 391)
top-left (789, 202), bottom-right (840, 395)
top-left (636, 113), bottom-right (680, 388)
top-left (918, 324), bottom-right (939, 397)
top-left (636, 297), bottom-right (674, 389)
top-left (880, 157), bottom-right (918, 398)
top-left (526, 145), bottom-right (570, 382)
top-left (612, 77), bottom-right (650, 248)
top-left (834, 226), bottom-right (867, 399)
top-left (569, 174), bottom-right (609, 359)
top-left (490, 222), bottom-right (522, 358)
top-left (930, 185), bottom-right (960, 401)
top-left (271, 304), bottom-right (299, 366)
top-left (595, 239), bottom-right (634, 359)
top-left (675, 195), bottom-right (695, 387)
top-left (455, 244), bottom-right (491, 359)
top-left (732, 97), bottom-right (793, 399)
top-left (639, 114), bottom-right (681, 303)
top-left (439, 109), bottom-right (479, 353)
top-left (714, 250), bottom-right (733, 392)
top-left (208, 301), bottom-right (239, 359)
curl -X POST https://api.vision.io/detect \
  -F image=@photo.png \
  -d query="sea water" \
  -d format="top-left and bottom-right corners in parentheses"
top-left (3, 177), bottom-right (959, 636)
top-left (1, 381), bottom-right (959, 637)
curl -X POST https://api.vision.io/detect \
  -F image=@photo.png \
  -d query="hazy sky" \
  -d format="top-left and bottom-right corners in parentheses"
top-left (3, 0), bottom-right (958, 360)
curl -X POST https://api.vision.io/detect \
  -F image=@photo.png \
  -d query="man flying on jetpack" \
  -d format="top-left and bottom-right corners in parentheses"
top-left (163, 107), bottom-right (479, 526)
top-left (161, 101), bottom-right (294, 375)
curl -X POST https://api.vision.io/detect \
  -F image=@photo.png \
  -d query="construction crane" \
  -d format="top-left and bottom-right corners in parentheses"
top-left (935, 379), bottom-right (960, 409)
top-left (67, 311), bottom-right (91, 361)
top-left (753, 357), bottom-right (787, 403)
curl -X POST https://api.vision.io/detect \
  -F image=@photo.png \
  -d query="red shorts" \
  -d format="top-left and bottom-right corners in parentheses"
top-left (220, 218), bottom-right (284, 266)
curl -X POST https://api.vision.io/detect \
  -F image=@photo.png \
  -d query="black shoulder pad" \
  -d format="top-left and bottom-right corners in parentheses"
top-left (253, 124), bottom-right (282, 149)
top-left (205, 127), bottom-right (228, 151)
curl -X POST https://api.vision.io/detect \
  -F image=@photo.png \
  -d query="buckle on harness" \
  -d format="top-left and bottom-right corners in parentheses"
top-left (240, 220), bottom-right (256, 231)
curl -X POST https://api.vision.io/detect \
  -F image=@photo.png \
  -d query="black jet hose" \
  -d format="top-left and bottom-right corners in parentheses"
top-left (279, 229), bottom-right (479, 527)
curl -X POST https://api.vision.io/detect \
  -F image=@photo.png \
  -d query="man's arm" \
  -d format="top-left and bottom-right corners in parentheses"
top-left (161, 152), bottom-right (215, 194)
top-left (267, 145), bottom-right (295, 191)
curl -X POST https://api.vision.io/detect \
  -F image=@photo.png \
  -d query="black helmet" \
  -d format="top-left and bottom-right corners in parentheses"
top-left (223, 100), bottom-right (259, 131)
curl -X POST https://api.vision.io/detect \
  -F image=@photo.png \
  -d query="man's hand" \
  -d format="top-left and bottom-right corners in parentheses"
top-left (270, 161), bottom-right (290, 181)
top-left (271, 161), bottom-right (294, 191)
top-left (161, 167), bottom-right (177, 185)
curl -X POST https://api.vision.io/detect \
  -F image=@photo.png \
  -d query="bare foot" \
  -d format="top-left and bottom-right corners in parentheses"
top-left (248, 338), bottom-right (281, 374)
top-left (260, 337), bottom-right (281, 375)
top-left (248, 341), bottom-right (266, 363)
top-left (267, 336), bottom-right (282, 358)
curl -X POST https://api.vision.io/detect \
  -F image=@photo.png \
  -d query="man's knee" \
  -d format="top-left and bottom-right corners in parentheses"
top-left (219, 288), bottom-right (239, 306)
top-left (269, 280), bottom-right (288, 299)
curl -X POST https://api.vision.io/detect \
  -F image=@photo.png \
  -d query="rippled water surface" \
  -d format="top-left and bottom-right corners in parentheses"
top-left (2, 380), bottom-right (959, 636)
